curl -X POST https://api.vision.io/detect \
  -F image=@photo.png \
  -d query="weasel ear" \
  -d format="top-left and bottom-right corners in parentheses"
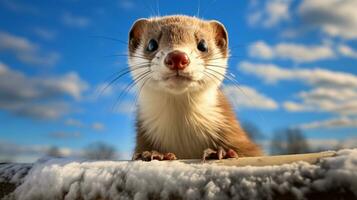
top-left (209, 20), bottom-right (228, 50)
top-left (129, 19), bottom-right (148, 50)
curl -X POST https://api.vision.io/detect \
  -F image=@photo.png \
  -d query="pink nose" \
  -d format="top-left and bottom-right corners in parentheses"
top-left (164, 51), bottom-right (190, 70)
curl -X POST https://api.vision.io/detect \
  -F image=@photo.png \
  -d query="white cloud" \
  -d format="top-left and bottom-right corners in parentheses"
top-left (248, 41), bottom-right (274, 59)
top-left (337, 44), bottom-right (357, 58)
top-left (239, 61), bottom-right (357, 116)
top-left (12, 102), bottom-right (70, 119)
top-left (248, 0), bottom-right (292, 27)
top-left (90, 82), bottom-right (137, 102)
top-left (298, 0), bottom-right (357, 39)
top-left (283, 88), bottom-right (357, 116)
top-left (283, 101), bottom-right (309, 112)
top-left (239, 61), bottom-right (357, 87)
top-left (0, 31), bottom-right (60, 66)
top-left (49, 131), bottom-right (81, 139)
top-left (65, 118), bottom-right (84, 128)
top-left (223, 85), bottom-right (278, 110)
top-left (299, 117), bottom-right (357, 130)
top-left (91, 122), bottom-right (105, 131)
top-left (0, 62), bottom-right (89, 119)
top-left (65, 118), bottom-right (105, 131)
top-left (0, 0), bottom-right (38, 14)
top-left (61, 12), bottom-right (90, 28)
top-left (119, 0), bottom-right (135, 10)
top-left (248, 41), bottom-right (335, 62)
top-left (0, 140), bottom-right (76, 162)
top-left (33, 27), bottom-right (57, 40)
top-left (307, 138), bottom-right (357, 150)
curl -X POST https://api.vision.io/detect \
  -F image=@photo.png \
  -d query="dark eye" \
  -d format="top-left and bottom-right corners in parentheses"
top-left (146, 39), bottom-right (158, 52)
top-left (197, 39), bottom-right (208, 52)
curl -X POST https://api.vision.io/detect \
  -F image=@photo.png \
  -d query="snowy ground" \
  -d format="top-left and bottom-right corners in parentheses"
top-left (1, 149), bottom-right (357, 200)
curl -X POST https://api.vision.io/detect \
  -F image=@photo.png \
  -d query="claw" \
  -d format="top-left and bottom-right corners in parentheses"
top-left (226, 149), bottom-right (239, 158)
top-left (151, 150), bottom-right (164, 161)
top-left (164, 152), bottom-right (177, 160)
top-left (202, 147), bottom-right (239, 161)
top-left (202, 148), bottom-right (217, 162)
top-left (133, 151), bottom-right (177, 161)
top-left (141, 151), bottom-right (152, 161)
top-left (132, 153), bottom-right (142, 160)
top-left (217, 146), bottom-right (226, 160)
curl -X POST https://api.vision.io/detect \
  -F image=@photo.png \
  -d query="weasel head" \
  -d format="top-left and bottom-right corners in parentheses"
top-left (128, 15), bottom-right (229, 95)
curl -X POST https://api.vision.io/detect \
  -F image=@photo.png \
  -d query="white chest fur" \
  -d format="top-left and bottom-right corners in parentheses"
top-left (138, 87), bottom-right (224, 158)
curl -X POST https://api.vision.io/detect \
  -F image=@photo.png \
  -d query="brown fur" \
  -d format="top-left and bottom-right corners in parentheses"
top-left (134, 90), bottom-right (263, 157)
top-left (129, 15), bottom-right (263, 158)
top-left (129, 15), bottom-right (228, 57)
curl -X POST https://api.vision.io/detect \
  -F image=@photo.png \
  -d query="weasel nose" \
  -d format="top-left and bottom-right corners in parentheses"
top-left (164, 51), bottom-right (190, 70)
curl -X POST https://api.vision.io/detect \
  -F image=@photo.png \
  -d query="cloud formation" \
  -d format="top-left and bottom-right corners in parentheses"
top-left (239, 61), bottom-right (357, 116)
top-left (299, 117), bottom-right (357, 130)
top-left (65, 118), bottom-right (84, 128)
top-left (239, 61), bottom-right (357, 87)
top-left (0, 62), bottom-right (89, 119)
top-left (223, 85), bottom-right (278, 110)
top-left (0, 0), bottom-right (38, 14)
top-left (298, 0), bottom-right (357, 39)
top-left (307, 138), bottom-right (357, 150)
top-left (248, 41), bottom-right (335, 62)
top-left (0, 31), bottom-right (60, 66)
top-left (61, 12), bottom-right (90, 28)
top-left (33, 27), bottom-right (57, 40)
top-left (283, 88), bottom-right (357, 116)
top-left (0, 140), bottom-right (74, 162)
top-left (248, 0), bottom-right (292, 27)
top-left (65, 118), bottom-right (105, 131)
top-left (49, 131), bottom-right (81, 139)
top-left (248, 0), bottom-right (357, 40)
top-left (91, 122), bottom-right (105, 131)
top-left (337, 44), bottom-right (357, 58)
top-left (119, 0), bottom-right (135, 10)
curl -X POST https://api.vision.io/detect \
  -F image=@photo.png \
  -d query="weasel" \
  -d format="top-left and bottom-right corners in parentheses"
top-left (128, 15), bottom-right (262, 160)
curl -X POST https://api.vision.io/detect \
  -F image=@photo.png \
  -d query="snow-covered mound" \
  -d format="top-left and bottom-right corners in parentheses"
top-left (1, 149), bottom-right (357, 200)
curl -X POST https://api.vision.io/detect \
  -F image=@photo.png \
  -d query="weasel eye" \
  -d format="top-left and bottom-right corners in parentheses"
top-left (146, 39), bottom-right (158, 52)
top-left (197, 39), bottom-right (208, 52)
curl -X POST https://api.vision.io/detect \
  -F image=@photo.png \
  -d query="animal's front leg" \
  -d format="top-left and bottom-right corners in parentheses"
top-left (202, 146), bottom-right (239, 162)
top-left (132, 150), bottom-right (177, 161)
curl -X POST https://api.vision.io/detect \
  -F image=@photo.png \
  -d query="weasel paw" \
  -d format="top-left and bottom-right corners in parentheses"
top-left (132, 151), bottom-right (177, 161)
top-left (202, 146), bottom-right (238, 162)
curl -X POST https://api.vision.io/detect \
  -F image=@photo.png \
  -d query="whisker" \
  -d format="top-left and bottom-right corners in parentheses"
top-left (205, 68), bottom-right (266, 123)
top-left (98, 64), bottom-right (150, 97)
top-left (205, 64), bottom-right (227, 69)
top-left (112, 70), bottom-right (152, 111)
top-left (196, 51), bottom-right (244, 60)
top-left (140, 0), bottom-right (157, 16)
top-left (204, 69), bottom-right (224, 84)
top-left (104, 50), bottom-right (149, 58)
top-left (196, 0), bottom-right (201, 17)
top-left (200, 0), bottom-right (217, 16)
top-left (195, 51), bottom-right (222, 59)
top-left (156, 0), bottom-right (161, 16)
top-left (203, 70), bottom-right (220, 85)
top-left (90, 35), bottom-right (128, 45)
top-left (205, 68), bottom-right (237, 84)
top-left (96, 62), bottom-right (151, 89)
top-left (133, 76), bottom-right (152, 107)
top-left (204, 55), bottom-right (244, 61)
top-left (105, 54), bottom-right (149, 60)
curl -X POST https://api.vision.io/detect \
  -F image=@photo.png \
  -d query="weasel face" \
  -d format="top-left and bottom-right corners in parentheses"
top-left (128, 15), bottom-right (229, 94)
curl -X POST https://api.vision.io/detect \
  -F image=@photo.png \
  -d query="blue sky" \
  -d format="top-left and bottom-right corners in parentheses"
top-left (1, 0), bottom-right (356, 162)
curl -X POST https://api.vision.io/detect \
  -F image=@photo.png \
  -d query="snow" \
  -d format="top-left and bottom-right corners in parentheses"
top-left (1, 149), bottom-right (357, 200)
